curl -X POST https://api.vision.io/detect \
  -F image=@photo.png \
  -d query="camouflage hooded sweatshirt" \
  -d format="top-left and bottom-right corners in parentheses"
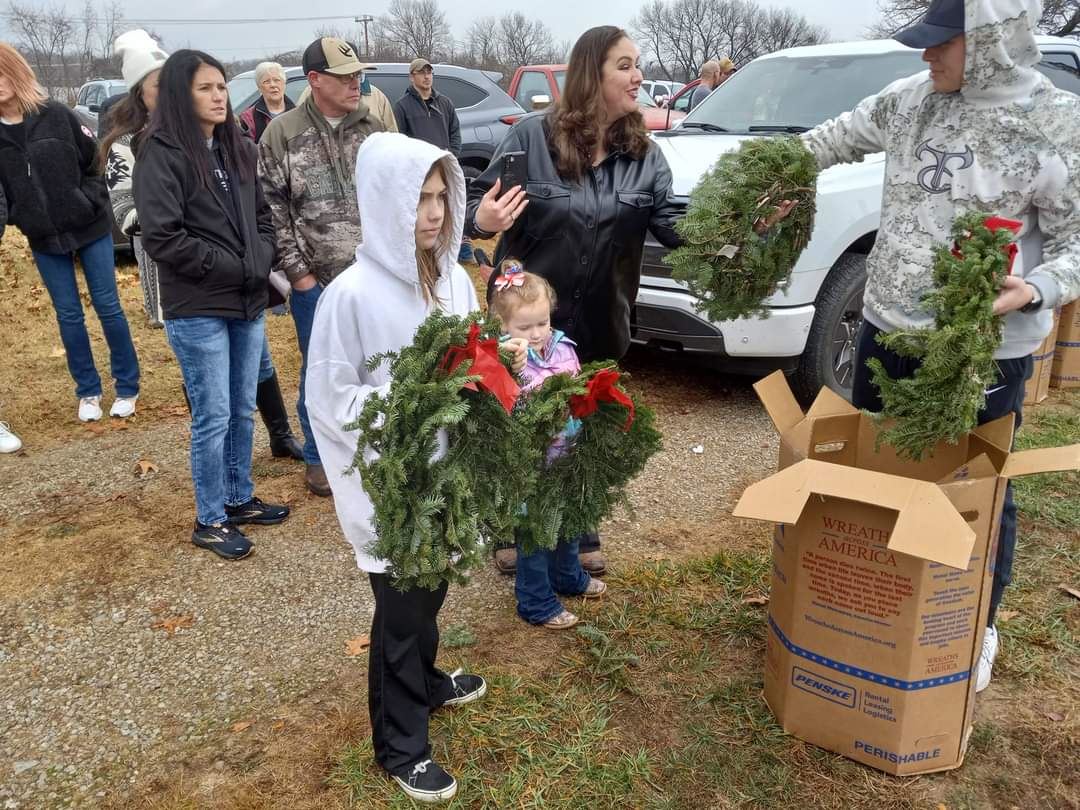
top-left (802, 0), bottom-right (1080, 359)
top-left (258, 93), bottom-right (385, 286)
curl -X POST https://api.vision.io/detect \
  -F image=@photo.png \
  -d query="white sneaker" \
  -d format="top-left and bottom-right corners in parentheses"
top-left (0, 422), bottom-right (22, 453)
top-left (975, 625), bottom-right (999, 693)
top-left (78, 396), bottom-right (103, 422)
top-left (110, 395), bottom-right (138, 418)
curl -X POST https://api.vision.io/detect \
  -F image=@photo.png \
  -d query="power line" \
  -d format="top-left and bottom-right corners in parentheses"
top-left (1, 13), bottom-right (360, 26)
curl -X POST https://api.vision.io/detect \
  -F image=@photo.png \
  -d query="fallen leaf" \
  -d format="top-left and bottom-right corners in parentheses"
top-left (231, 720), bottom-right (253, 733)
top-left (345, 635), bottom-right (370, 656)
top-left (1058, 584), bottom-right (1080, 601)
top-left (270, 720), bottom-right (286, 732)
top-left (84, 423), bottom-right (107, 435)
top-left (741, 594), bottom-right (769, 606)
top-left (996, 609), bottom-right (1020, 623)
top-left (151, 614), bottom-right (194, 636)
top-left (49, 346), bottom-right (66, 358)
top-left (134, 459), bottom-right (159, 478)
top-left (1045, 711), bottom-right (1065, 722)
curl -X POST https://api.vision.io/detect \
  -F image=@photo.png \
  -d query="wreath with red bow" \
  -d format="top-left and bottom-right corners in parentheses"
top-left (514, 362), bottom-right (663, 555)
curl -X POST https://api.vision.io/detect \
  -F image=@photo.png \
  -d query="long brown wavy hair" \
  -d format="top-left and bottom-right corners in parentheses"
top-left (547, 26), bottom-right (650, 181)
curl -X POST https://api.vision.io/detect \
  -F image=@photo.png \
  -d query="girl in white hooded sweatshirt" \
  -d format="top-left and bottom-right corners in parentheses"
top-left (306, 132), bottom-right (502, 804)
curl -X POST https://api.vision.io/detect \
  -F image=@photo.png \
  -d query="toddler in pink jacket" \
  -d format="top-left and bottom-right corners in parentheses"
top-left (490, 260), bottom-right (606, 630)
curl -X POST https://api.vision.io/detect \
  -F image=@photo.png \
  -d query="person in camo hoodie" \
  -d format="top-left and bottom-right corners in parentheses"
top-left (258, 36), bottom-right (385, 497)
top-left (775, 0), bottom-right (1080, 692)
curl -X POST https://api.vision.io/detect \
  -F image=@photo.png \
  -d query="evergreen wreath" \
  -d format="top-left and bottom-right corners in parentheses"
top-left (515, 363), bottom-right (663, 554)
top-left (870, 213), bottom-right (1021, 461)
top-left (664, 136), bottom-right (819, 321)
top-left (345, 312), bottom-right (539, 590)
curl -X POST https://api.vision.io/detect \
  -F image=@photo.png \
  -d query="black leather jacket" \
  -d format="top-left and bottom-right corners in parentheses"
top-left (466, 113), bottom-right (682, 362)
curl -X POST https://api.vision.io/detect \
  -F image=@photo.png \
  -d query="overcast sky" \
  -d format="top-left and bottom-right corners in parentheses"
top-left (30, 0), bottom-right (883, 62)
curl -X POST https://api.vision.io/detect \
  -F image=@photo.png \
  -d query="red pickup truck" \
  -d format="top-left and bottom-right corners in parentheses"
top-left (507, 64), bottom-right (686, 130)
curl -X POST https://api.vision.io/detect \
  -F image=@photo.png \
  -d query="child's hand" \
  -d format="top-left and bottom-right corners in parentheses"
top-left (503, 338), bottom-right (528, 374)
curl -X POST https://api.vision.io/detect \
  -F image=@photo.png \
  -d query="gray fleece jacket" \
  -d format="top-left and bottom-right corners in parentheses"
top-left (802, 0), bottom-right (1080, 359)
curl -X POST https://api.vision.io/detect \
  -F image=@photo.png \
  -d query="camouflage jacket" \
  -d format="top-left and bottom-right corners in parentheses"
top-left (258, 94), bottom-right (385, 286)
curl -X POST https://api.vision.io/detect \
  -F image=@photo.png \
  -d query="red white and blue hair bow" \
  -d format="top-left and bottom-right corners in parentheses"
top-left (494, 262), bottom-right (525, 291)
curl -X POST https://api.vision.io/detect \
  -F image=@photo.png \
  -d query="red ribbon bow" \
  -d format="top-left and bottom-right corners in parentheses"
top-left (951, 216), bottom-right (1023, 274)
top-left (440, 323), bottom-right (520, 414)
top-left (569, 369), bottom-right (635, 431)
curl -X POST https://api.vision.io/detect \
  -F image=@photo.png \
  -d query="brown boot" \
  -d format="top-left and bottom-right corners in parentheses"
top-left (305, 463), bottom-right (332, 497)
top-left (494, 547), bottom-right (517, 575)
top-left (579, 551), bottom-right (607, 576)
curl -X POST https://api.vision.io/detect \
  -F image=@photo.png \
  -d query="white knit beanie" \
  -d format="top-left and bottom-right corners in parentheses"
top-left (114, 30), bottom-right (168, 90)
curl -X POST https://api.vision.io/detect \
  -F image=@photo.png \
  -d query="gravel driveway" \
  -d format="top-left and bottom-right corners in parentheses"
top-left (0, 349), bottom-right (777, 807)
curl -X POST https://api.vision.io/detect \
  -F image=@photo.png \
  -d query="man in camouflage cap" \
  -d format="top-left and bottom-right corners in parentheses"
top-left (258, 36), bottom-right (385, 496)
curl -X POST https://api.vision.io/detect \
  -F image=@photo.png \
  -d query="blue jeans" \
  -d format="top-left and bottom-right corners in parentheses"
top-left (515, 531), bottom-right (591, 624)
top-left (851, 321), bottom-right (1032, 628)
top-left (258, 332), bottom-right (275, 384)
top-left (33, 232), bottom-right (140, 399)
top-left (290, 283), bottom-right (323, 465)
top-left (165, 315), bottom-right (265, 526)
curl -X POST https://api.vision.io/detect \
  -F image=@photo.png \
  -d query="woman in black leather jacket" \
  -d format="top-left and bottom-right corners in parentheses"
top-left (467, 25), bottom-right (683, 575)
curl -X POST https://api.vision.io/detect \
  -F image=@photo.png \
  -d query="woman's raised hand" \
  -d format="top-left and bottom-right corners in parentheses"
top-left (475, 178), bottom-right (529, 234)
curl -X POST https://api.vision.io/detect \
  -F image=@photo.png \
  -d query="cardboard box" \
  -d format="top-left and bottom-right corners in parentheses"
top-left (1051, 300), bottom-right (1080, 389)
top-left (734, 372), bottom-right (1080, 776)
top-left (1024, 308), bottom-right (1060, 405)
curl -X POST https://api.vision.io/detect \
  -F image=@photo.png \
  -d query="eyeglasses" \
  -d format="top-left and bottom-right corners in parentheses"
top-left (325, 71), bottom-right (362, 84)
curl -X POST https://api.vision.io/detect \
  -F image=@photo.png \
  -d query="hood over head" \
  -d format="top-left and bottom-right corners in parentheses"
top-left (353, 131), bottom-right (465, 288)
top-left (962, 0), bottom-right (1044, 104)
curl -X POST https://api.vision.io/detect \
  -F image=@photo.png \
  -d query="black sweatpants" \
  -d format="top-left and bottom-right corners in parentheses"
top-left (850, 322), bottom-right (1033, 627)
top-left (368, 573), bottom-right (454, 774)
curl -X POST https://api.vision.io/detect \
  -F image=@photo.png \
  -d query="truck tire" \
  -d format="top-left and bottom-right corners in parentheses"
top-left (792, 252), bottom-right (867, 406)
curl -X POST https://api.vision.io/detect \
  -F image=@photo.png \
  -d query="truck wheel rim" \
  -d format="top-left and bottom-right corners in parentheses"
top-left (830, 288), bottom-right (864, 394)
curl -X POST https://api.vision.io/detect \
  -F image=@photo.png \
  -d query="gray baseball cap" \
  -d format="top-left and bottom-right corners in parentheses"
top-left (894, 0), bottom-right (965, 49)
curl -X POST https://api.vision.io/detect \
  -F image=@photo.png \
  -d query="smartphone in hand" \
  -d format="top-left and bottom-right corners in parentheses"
top-left (499, 151), bottom-right (527, 197)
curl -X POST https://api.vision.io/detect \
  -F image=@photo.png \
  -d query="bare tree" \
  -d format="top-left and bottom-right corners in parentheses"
top-left (6, 1), bottom-right (79, 97)
top-left (465, 16), bottom-right (501, 70)
top-left (633, 0), bottom-right (826, 82)
top-left (379, 0), bottom-right (450, 60)
top-left (495, 12), bottom-right (556, 67)
top-left (869, 0), bottom-right (1080, 37)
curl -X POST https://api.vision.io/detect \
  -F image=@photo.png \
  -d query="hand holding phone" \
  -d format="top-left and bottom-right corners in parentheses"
top-left (499, 151), bottom-right (528, 196)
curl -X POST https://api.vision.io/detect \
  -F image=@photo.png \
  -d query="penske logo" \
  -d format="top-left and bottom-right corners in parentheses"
top-left (791, 667), bottom-right (857, 708)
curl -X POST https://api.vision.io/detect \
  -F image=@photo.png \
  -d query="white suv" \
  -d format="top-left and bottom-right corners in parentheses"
top-left (635, 37), bottom-right (1080, 403)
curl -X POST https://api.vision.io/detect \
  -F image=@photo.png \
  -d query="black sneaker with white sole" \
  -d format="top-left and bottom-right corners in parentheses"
top-left (441, 667), bottom-right (487, 708)
top-left (192, 522), bottom-right (253, 560)
top-left (225, 496), bottom-right (290, 526)
top-left (392, 758), bottom-right (457, 803)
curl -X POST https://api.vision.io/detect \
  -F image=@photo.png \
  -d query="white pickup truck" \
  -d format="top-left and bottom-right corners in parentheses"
top-left (634, 36), bottom-right (1080, 403)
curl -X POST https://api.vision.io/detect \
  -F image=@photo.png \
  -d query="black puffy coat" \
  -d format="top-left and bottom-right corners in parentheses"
top-left (466, 112), bottom-right (682, 362)
top-left (0, 101), bottom-right (112, 254)
top-left (133, 131), bottom-right (273, 320)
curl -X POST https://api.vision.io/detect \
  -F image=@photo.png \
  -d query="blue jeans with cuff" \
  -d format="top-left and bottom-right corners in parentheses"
top-left (32, 232), bottom-right (140, 399)
top-left (851, 321), bottom-right (1032, 628)
top-left (289, 283), bottom-right (323, 465)
top-left (165, 314), bottom-right (265, 526)
top-left (515, 530), bottom-right (591, 624)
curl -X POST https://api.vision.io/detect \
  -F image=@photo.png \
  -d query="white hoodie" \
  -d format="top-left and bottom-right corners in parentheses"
top-left (802, 0), bottom-right (1080, 359)
top-left (305, 132), bottom-right (479, 572)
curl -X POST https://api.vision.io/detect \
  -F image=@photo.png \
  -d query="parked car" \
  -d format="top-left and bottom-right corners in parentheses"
top-left (507, 64), bottom-right (687, 130)
top-left (73, 78), bottom-right (128, 131)
top-left (662, 79), bottom-right (700, 113)
top-left (633, 36), bottom-right (1080, 404)
top-left (642, 78), bottom-right (684, 105)
top-left (229, 63), bottom-right (525, 183)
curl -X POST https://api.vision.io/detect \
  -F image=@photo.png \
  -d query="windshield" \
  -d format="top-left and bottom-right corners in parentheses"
top-left (227, 74), bottom-right (258, 108)
top-left (688, 51), bottom-right (925, 132)
top-left (637, 86), bottom-right (658, 108)
top-left (554, 70), bottom-right (566, 93)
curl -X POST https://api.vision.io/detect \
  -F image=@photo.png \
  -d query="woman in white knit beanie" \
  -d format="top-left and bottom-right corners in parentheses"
top-left (100, 29), bottom-right (167, 327)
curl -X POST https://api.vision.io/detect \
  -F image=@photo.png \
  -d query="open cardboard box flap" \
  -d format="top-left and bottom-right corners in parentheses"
top-left (734, 459), bottom-right (976, 570)
top-left (1001, 444), bottom-right (1080, 478)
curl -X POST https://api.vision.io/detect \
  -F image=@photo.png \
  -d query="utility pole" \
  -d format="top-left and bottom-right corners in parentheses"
top-left (354, 15), bottom-right (374, 58)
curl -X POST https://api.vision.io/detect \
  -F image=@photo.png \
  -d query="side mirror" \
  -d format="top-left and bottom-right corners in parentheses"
top-left (530, 94), bottom-right (551, 111)
top-left (88, 103), bottom-right (100, 113)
